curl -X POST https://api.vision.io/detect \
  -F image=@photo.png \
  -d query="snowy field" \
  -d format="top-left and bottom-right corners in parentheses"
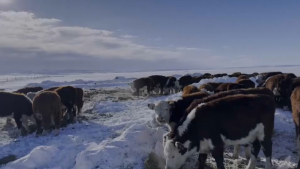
top-left (0, 67), bottom-right (300, 169)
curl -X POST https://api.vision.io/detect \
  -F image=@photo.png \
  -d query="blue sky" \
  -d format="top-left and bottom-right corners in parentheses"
top-left (0, 0), bottom-right (299, 73)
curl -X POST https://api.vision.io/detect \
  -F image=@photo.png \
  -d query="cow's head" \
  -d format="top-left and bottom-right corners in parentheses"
top-left (275, 77), bottom-right (293, 97)
top-left (148, 101), bottom-right (174, 124)
top-left (163, 138), bottom-right (195, 169)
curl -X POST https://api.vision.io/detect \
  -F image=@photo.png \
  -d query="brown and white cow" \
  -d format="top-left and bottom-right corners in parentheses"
top-left (163, 94), bottom-right (275, 169)
top-left (256, 71), bottom-right (282, 84)
top-left (174, 75), bottom-right (194, 92)
top-left (164, 76), bottom-right (178, 94)
top-left (148, 91), bottom-right (209, 131)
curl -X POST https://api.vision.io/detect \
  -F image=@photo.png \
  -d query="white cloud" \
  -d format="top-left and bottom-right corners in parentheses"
top-left (0, 11), bottom-right (257, 72)
top-left (0, 11), bottom-right (179, 61)
top-left (121, 34), bottom-right (138, 39)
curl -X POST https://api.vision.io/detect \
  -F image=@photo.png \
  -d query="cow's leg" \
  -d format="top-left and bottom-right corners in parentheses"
top-left (244, 144), bottom-right (251, 160)
top-left (13, 113), bottom-right (23, 135)
top-left (53, 111), bottom-right (61, 136)
top-left (197, 153), bottom-right (208, 169)
top-left (232, 145), bottom-right (241, 159)
top-left (136, 88), bottom-right (140, 96)
top-left (297, 159), bottom-right (300, 169)
top-left (246, 140), bottom-right (261, 169)
top-left (211, 145), bottom-right (225, 169)
top-left (260, 140), bottom-right (272, 169)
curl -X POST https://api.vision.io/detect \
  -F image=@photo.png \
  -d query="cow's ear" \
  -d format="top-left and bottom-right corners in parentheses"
top-left (168, 101), bottom-right (175, 108)
top-left (148, 103), bottom-right (155, 110)
top-left (175, 142), bottom-right (187, 154)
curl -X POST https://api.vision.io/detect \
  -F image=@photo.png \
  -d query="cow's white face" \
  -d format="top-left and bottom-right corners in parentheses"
top-left (164, 139), bottom-right (195, 169)
top-left (256, 75), bottom-right (263, 83)
top-left (148, 101), bottom-right (171, 124)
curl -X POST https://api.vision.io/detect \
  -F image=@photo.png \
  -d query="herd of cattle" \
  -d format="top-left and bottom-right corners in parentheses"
top-left (1, 71), bottom-right (300, 169)
top-left (0, 86), bottom-right (83, 136)
top-left (130, 71), bottom-right (300, 169)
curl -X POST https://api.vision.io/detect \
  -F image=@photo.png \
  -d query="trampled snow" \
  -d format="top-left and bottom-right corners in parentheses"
top-left (0, 70), bottom-right (299, 169)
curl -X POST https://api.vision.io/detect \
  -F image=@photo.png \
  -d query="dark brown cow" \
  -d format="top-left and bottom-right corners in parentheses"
top-left (13, 86), bottom-right (43, 94)
top-left (0, 92), bottom-right (35, 133)
top-left (264, 74), bottom-right (293, 109)
top-left (129, 77), bottom-right (158, 96)
top-left (215, 83), bottom-right (246, 93)
top-left (53, 86), bottom-right (77, 123)
top-left (163, 94), bottom-right (275, 169)
top-left (237, 79), bottom-right (255, 88)
top-left (229, 72), bottom-right (242, 77)
top-left (236, 75), bottom-right (249, 82)
top-left (175, 75), bottom-right (194, 91)
top-left (211, 73), bottom-right (227, 78)
top-left (198, 84), bottom-right (215, 92)
top-left (206, 82), bottom-right (224, 89)
top-left (148, 75), bottom-right (169, 94)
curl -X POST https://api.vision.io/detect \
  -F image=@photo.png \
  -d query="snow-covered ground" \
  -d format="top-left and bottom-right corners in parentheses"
top-left (0, 69), bottom-right (299, 169)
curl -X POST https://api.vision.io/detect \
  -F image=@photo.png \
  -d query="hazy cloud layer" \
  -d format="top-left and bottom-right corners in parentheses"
top-left (0, 11), bottom-right (258, 73)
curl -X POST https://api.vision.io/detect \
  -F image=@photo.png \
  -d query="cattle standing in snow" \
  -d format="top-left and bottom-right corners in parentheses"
top-left (175, 75), bottom-right (194, 92)
top-left (184, 87), bottom-right (274, 160)
top-left (198, 84), bottom-right (215, 93)
top-left (237, 79), bottom-right (256, 89)
top-left (163, 94), bottom-right (275, 169)
top-left (75, 87), bottom-right (84, 114)
top-left (147, 92), bottom-right (209, 131)
top-left (164, 76), bottom-right (178, 94)
top-left (215, 83), bottom-right (246, 93)
top-left (129, 77), bottom-right (158, 96)
top-left (182, 85), bottom-right (200, 96)
top-left (33, 91), bottom-right (63, 136)
top-left (148, 75), bottom-right (169, 95)
top-left (0, 92), bottom-right (35, 134)
top-left (291, 87), bottom-right (300, 169)
top-left (263, 74), bottom-right (293, 109)
top-left (13, 86), bottom-right (43, 95)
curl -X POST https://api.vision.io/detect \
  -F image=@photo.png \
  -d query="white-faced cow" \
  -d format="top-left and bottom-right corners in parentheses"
top-left (163, 94), bottom-right (275, 169)
top-left (148, 92), bottom-right (209, 131)
top-left (185, 87), bottom-right (274, 160)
